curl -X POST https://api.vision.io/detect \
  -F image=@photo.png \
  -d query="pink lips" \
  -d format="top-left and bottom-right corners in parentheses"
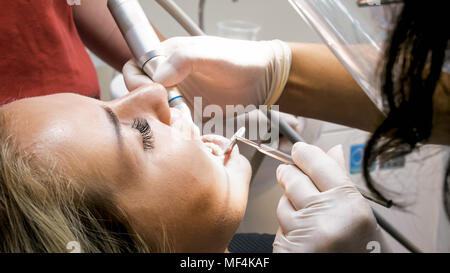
top-left (201, 135), bottom-right (228, 153)
top-left (201, 134), bottom-right (237, 165)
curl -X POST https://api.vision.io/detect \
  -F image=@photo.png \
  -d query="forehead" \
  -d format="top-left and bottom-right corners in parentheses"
top-left (1, 94), bottom-right (125, 174)
top-left (1, 93), bottom-right (144, 196)
top-left (4, 94), bottom-right (105, 147)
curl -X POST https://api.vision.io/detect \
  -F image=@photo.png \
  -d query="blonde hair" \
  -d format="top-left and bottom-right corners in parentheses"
top-left (0, 111), bottom-right (166, 253)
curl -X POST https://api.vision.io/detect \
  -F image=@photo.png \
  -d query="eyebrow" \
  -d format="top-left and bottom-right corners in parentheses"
top-left (102, 106), bottom-right (123, 145)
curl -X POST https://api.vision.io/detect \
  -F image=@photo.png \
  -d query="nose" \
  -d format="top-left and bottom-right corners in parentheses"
top-left (109, 83), bottom-right (171, 125)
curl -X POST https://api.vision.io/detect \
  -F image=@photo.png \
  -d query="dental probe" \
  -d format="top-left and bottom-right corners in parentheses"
top-left (107, 0), bottom-right (191, 118)
top-left (223, 127), bottom-right (246, 155)
top-left (233, 136), bottom-right (392, 208)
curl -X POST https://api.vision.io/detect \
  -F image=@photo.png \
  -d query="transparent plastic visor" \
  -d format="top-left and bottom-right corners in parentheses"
top-left (289, 0), bottom-right (404, 113)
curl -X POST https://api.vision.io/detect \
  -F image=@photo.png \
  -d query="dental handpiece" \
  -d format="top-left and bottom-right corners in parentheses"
top-left (107, 0), bottom-right (191, 118)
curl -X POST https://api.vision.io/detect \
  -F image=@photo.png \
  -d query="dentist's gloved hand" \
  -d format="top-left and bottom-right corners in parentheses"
top-left (274, 143), bottom-right (388, 253)
top-left (123, 36), bottom-right (292, 109)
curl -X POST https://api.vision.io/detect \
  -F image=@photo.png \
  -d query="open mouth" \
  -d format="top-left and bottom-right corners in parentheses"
top-left (203, 141), bottom-right (224, 156)
top-left (200, 135), bottom-right (232, 164)
top-left (169, 109), bottom-right (237, 164)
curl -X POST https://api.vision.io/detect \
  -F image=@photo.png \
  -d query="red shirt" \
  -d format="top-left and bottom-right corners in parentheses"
top-left (0, 0), bottom-right (100, 105)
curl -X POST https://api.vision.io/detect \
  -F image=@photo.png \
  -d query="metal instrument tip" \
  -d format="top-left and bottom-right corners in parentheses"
top-left (223, 127), bottom-right (246, 155)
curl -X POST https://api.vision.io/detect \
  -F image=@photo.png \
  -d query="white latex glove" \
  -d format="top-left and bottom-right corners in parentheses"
top-left (122, 59), bottom-right (154, 90)
top-left (122, 36), bottom-right (292, 110)
top-left (274, 142), bottom-right (388, 253)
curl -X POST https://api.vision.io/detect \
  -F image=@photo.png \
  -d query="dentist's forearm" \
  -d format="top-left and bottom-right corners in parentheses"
top-left (277, 43), bottom-right (384, 132)
top-left (72, 0), bottom-right (131, 71)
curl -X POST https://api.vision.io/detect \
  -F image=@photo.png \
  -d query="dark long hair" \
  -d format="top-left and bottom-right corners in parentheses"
top-left (363, 2), bottom-right (449, 215)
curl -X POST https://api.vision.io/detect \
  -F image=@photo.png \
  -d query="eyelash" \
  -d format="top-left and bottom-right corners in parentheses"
top-left (131, 118), bottom-right (153, 151)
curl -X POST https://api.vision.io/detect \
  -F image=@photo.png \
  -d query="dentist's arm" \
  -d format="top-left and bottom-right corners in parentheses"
top-left (279, 43), bottom-right (384, 132)
top-left (280, 43), bottom-right (450, 143)
top-left (72, 0), bottom-right (131, 71)
top-left (131, 36), bottom-right (384, 133)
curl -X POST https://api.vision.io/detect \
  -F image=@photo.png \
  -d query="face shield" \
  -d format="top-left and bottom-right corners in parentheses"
top-left (289, 0), bottom-right (403, 113)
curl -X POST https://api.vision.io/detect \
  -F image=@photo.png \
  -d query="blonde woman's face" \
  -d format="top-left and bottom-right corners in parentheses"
top-left (3, 84), bottom-right (251, 252)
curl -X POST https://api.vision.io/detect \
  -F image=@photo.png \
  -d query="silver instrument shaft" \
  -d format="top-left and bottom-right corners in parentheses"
top-left (236, 136), bottom-right (392, 208)
top-left (107, 0), bottom-right (191, 118)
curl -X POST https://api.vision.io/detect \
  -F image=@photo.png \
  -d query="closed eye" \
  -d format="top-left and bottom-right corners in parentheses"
top-left (131, 118), bottom-right (153, 151)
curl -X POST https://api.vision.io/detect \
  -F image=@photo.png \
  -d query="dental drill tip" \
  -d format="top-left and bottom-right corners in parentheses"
top-left (223, 127), bottom-right (246, 155)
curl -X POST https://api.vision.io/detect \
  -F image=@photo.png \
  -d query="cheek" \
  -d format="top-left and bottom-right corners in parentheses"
top-left (148, 121), bottom-right (220, 190)
top-left (127, 123), bottom-right (246, 251)
top-left (152, 123), bottom-right (248, 215)
top-left (150, 134), bottom-right (223, 205)
top-left (156, 142), bottom-right (244, 223)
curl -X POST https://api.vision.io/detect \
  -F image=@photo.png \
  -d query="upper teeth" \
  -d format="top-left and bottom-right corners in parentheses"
top-left (203, 142), bottom-right (223, 156)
